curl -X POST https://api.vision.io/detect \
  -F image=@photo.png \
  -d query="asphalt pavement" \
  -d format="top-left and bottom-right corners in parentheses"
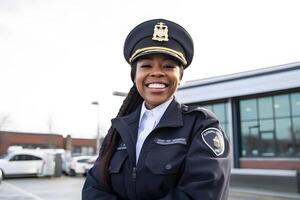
top-left (0, 176), bottom-right (299, 200)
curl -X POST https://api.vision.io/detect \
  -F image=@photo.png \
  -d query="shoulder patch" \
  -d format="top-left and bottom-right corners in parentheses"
top-left (201, 128), bottom-right (225, 156)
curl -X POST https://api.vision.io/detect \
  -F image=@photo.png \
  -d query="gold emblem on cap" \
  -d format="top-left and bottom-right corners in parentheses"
top-left (152, 22), bottom-right (169, 42)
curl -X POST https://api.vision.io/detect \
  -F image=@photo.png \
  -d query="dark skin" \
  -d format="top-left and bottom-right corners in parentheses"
top-left (134, 54), bottom-right (182, 109)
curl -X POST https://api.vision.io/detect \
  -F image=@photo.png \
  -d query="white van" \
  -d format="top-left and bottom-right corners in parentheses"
top-left (37, 148), bottom-right (72, 176)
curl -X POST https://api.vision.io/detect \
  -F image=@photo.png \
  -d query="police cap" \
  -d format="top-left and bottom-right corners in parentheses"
top-left (123, 19), bottom-right (194, 68)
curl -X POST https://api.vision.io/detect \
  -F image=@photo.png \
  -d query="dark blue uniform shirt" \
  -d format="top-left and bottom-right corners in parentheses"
top-left (82, 99), bottom-right (231, 200)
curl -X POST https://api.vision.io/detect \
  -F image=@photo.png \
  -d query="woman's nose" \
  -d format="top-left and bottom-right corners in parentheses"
top-left (150, 65), bottom-right (164, 77)
top-left (150, 70), bottom-right (164, 77)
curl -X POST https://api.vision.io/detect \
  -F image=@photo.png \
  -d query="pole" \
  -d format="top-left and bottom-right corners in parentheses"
top-left (91, 101), bottom-right (100, 154)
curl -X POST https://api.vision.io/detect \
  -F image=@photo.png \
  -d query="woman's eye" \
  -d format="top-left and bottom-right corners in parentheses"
top-left (164, 64), bottom-right (176, 69)
top-left (140, 64), bottom-right (151, 68)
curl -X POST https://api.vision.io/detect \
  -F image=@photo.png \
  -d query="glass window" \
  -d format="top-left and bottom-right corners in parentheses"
top-left (203, 105), bottom-right (212, 111)
top-left (258, 97), bottom-right (273, 119)
top-left (259, 119), bottom-right (274, 132)
top-left (26, 155), bottom-right (42, 160)
top-left (10, 155), bottom-right (21, 161)
top-left (240, 92), bottom-right (300, 158)
top-left (88, 147), bottom-right (94, 155)
top-left (274, 94), bottom-right (290, 117)
top-left (220, 122), bottom-right (228, 135)
top-left (72, 146), bottom-right (81, 155)
top-left (292, 117), bottom-right (300, 156)
top-left (197, 102), bottom-right (230, 138)
top-left (241, 121), bottom-right (259, 156)
top-left (213, 103), bottom-right (226, 122)
top-left (240, 99), bottom-right (257, 120)
top-left (82, 147), bottom-right (88, 155)
top-left (259, 120), bottom-right (275, 156)
top-left (275, 118), bottom-right (294, 156)
top-left (275, 118), bottom-right (292, 140)
top-left (78, 158), bottom-right (89, 163)
top-left (291, 92), bottom-right (300, 116)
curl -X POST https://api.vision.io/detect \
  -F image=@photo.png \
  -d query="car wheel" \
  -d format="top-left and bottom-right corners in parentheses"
top-left (69, 169), bottom-right (76, 176)
top-left (0, 169), bottom-right (4, 183)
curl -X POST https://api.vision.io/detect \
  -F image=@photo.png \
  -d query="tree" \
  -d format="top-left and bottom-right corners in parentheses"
top-left (46, 115), bottom-right (54, 133)
top-left (0, 114), bottom-right (11, 130)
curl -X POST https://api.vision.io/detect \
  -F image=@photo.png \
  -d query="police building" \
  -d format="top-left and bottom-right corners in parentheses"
top-left (177, 62), bottom-right (300, 193)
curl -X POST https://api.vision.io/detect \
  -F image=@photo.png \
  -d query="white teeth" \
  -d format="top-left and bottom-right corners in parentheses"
top-left (148, 83), bottom-right (166, 89)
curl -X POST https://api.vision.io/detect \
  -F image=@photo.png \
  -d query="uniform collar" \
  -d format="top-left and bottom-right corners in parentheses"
top-left (112, 98), bottom-right (184, 133)
top-left (139, 97), bottom-right (173, 127)
top-left (111, 98), bottom-right (183, 165)
top-left (156, 98), bottom-right (183, 129)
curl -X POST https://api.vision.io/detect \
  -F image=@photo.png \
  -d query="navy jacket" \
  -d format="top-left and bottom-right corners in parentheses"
top-left (82, 99), bottom-right (231, 200)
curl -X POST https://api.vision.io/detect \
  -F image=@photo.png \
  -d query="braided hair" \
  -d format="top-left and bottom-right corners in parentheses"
top-left (99, 63), bottom-right (143, 191)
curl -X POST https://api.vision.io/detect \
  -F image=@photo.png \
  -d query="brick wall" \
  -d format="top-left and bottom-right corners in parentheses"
top-left (0, 131), bottom-right (96, 156)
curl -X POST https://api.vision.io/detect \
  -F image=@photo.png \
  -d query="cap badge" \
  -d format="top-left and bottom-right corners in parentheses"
top-left (152, 22), bottom-right (169, 42)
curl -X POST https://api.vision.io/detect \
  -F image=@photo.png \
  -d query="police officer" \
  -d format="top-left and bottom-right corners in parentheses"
top-left (82, 18), bottom-right (231, 200)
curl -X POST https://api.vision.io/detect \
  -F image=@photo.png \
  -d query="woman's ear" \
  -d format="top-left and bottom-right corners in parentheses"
top-left (130, 62), bottom-right (137, 82)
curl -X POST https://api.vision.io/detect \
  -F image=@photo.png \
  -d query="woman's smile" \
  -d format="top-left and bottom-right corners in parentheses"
top-left (146, 82), bottom-right (168, 89)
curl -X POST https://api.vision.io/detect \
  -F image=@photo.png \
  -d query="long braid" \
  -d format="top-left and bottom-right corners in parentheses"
top-left (99, 64), bottom-right (143, 192)
top-left (116, 84), bottom-right (143, 117)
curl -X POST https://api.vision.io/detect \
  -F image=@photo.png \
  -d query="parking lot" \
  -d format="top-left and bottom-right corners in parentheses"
top-left (1, 176), bottom-right (299, 200)
top-left (0, 176), bottom-right (84, 200)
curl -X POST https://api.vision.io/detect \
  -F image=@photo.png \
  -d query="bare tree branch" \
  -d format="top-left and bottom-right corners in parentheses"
top-left (0, 114), bottom-right (11, 130)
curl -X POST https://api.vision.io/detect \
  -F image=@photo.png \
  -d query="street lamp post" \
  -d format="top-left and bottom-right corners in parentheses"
top-left (91, 101), bottom-right (100, 154)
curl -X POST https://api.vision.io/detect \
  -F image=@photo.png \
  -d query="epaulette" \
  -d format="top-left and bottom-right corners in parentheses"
top-left (181, 104), bottom-right (217, 119)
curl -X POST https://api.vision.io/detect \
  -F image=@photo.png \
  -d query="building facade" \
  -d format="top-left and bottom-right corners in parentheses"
top-left (177, 62), bottom-right (300, 170)
top-left (0, 131), bottom-right (97, 156)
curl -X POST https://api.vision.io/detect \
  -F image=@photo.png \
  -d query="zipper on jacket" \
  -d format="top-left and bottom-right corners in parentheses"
top-left (132, 166), bottom-right (137, 179)
top-left (131, 166), bottom-right (137, 200)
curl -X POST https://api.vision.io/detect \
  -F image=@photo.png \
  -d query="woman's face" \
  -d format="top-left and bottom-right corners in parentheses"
top-left (135, 54), bottom-right (182, 109)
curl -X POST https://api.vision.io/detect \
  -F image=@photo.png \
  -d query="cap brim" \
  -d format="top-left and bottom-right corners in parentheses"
top-left (129, 46), bottom-right (187, 66)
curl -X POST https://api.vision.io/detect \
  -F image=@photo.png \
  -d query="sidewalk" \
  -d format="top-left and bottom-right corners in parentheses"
top-left (230, 187), bottom-right (300, 200)
top-left (230, 169), bottom-right (300, 200)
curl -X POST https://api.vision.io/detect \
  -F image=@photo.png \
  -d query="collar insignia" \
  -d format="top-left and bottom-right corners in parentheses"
top-left (152, 22), bottom-right (169, 42)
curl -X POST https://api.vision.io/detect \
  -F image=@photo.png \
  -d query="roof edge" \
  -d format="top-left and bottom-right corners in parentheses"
top-left (179, 61), bottom-right (300, 90)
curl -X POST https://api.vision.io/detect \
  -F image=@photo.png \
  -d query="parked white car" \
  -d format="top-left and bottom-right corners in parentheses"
top-left (84, 155), bottom-right (98, 175)
top-left (68, 155), bottom-right (94, 176)
top-left (0, 168), bottom-right (3, 184)
top-left (0, 150), bottom-right (45, 178)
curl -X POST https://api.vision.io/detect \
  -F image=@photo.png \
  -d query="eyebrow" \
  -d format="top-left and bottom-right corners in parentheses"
top-left (138, 56), bottom-right (177, 63)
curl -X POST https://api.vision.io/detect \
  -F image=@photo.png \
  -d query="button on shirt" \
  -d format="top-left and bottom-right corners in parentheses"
top-left (136, 98), bottom-right (173, 163)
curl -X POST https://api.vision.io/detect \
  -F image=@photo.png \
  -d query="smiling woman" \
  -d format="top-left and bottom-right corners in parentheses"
top-left (82, 19), bottom-right (231, 200)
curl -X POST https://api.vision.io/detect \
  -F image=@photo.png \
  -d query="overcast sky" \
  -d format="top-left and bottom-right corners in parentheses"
top-left (0, 0), bottom-right (299, 138)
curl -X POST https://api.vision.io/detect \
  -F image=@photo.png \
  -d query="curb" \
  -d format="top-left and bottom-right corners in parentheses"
top-left (230, 189), bottom-right (300, 200)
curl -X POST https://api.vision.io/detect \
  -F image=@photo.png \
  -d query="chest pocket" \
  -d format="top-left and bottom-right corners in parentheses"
top-left (109, 149), bottom-right (128, 174)
top-left (145, 138), bottom-right (187, 175)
